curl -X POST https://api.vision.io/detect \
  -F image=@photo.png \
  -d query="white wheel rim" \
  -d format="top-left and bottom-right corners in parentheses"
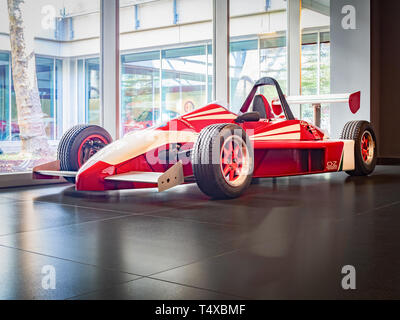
top-left (361, 131), bottom-right (375, 165)
top-left (220, 135), bottom-right (251, 187)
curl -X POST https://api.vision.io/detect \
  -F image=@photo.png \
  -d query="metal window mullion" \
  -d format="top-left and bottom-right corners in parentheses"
top-left (152, 71), bottom-right (155, 122)
top-left (317, 31), bottom-right (321, 95)
top-left (100, 5), bottom-right (104, 128)
top-left (159, 50), bottom-right (162, 123)
top-left (53, 58), bottom-right (57, 140)
top-left (212, 0), bottom-right (229, 105)
top-left (75, 59), bottom-right (79, 125)
top-left (134, 4), bottom-right (140, 30)
top-left (173, 0), bottom-right (179, 25)
top-left (84, 60), bottom-right (88, 123)
top-left (205, 44), bottom-right (208, 104)
top-left (179, 74), bottom-right (182, 111)
top-left (119, 55), bottom-right (122, 137)
top-left (100, 0), bottom-right (120, 138)
top-left (258, 37), bottom-right (261, 81)
top-left (100, 58), bottom-right (104, 127)
top-left (286, 0), bottom-right (301, 120)
top-left (8, 54), bottom-right (12, 141)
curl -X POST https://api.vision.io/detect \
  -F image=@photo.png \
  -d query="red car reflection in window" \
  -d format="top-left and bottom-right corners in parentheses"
top-left (123, 109), bottom-right (179, 135)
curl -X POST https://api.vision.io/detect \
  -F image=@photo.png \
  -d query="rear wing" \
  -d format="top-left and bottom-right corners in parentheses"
top-left (285, 91), bottom-right (361, 114)
top-left (241, 78), bottom-right (361, 121)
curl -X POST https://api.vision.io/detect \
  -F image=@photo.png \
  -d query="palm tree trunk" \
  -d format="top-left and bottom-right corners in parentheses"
top-left (7, 0), bottom-right (50, 156)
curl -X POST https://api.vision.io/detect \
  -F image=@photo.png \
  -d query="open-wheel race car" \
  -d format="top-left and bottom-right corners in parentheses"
top-left (34, 77), bottom-right (377, 199)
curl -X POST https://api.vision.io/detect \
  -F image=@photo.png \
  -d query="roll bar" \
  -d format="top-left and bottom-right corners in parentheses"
top-left (240, 77), bottom-right (295, 120)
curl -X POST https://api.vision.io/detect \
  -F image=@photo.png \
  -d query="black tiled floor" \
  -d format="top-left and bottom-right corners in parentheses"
top-left (73, 278), bottom-right (238, 300)
top-left (154, 212), bottom-right (400, 300)
top-left (0, 214), bottom-right (253, 276)
top-left (0, 246), bottom-right (139, 300)
top-left (0, 165), bottom-right (399, 299)
top-left (0, 201), bottom-right (129, 236)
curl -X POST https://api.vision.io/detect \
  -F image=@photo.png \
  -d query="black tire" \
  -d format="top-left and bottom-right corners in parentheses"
top-left (57, 125), bottom-right (112, 183)
top-left (192, 123), bottom-right (254, 199)
top-left (340, 121), bottom-right (377, 176)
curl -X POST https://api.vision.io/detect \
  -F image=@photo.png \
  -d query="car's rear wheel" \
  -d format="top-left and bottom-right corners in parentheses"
top-left (341, 120), bottom-right (377, 176)
top-left (57, 125), bottom-right (112, 183)
top-left (192, 123), bottom-right (254, 199)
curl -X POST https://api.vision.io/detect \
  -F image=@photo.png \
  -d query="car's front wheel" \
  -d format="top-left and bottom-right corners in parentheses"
top-left (192, 123), bottom-right (254, 199)
top-left (57, 125), bottom-right (112, 183)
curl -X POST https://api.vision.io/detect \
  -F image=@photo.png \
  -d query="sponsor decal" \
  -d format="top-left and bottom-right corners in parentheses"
top-left (327, 161), bottom-right (338, 171)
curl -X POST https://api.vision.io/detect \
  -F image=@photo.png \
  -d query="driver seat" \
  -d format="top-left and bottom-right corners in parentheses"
top-left (253, 94), bottom-right (274, 120)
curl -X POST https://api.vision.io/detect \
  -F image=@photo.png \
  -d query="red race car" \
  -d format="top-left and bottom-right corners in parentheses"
top-left (34, 77), bottom-right (376, 199)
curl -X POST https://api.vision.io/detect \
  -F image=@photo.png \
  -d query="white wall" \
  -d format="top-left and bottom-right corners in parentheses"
top-left (178, 0), bottom-right (212, 23)
top-left (330, 0), bottom-right (370, 138)
top-left (230, 0), bottom-right (286, 16)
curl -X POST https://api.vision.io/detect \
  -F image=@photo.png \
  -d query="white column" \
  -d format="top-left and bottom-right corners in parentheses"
top-left (212, 0), bottom-right (229, 105)
top-left (330, 0), bottom-right (371, 138)
top-left (62, 59), bottom-right (77, 133)
top-left (100, 0), bottom-right (120, 139)
top-left (287, 0), bottom-right (302, 118)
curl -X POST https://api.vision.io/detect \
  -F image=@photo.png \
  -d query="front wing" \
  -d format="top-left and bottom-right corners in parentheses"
top-left (33, 161), bottom-right (185, 192)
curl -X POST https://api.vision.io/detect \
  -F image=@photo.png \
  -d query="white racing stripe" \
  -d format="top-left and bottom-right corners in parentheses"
top-left (186, 114), bottom-right (238, 121)
top-left (252, 124), bottom-right (301, 138)
top-left (251, 132), bottom-right (301, 141)
top-left (184, 107), bottom-right (227, 119)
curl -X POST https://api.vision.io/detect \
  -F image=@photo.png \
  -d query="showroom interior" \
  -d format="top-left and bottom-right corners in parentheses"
top-left (0, 0), bottom-right (399, 300)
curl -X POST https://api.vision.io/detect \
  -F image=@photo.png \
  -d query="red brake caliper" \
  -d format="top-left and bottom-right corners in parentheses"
top-left (78, 135), bottom-right (108, 167)
top-left (361, 135), bottom-right (369, 162)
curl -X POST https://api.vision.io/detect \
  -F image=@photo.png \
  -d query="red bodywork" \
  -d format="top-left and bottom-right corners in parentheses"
top-left (75, 102), bottom-right (346, 191)
top-left (36, 77), bottom-right (356, 192)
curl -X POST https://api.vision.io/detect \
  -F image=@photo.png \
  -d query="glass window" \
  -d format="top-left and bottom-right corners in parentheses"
top-left (259, 36), bottom-right (288, 100)
top-left (162, 45), bottom-right (209, 118)
top-left (85, 58), bottom-right (101, 125)
top-left (36, 57), bottom-right (56, 140)
top-left (301, 33), bottom-right (318, 95)
top-left (230, 0), bottom-right (288, 111)
top-left (0, 0), bottom-right (100, 174)
top-left (8, 56), bottom-right (61, 142)
top-left (320, 32), bottom-right (330, 95)
top-left (120, 0), bottom-right (213, 135)
top-left (301, 32), bottom-right (331, 131)
top-left (229, 40), bottom-right (258, 112)
top-left (301, 3), bottom-right (330, 131)
top-left (121, 51), bottom-right (161, 134)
